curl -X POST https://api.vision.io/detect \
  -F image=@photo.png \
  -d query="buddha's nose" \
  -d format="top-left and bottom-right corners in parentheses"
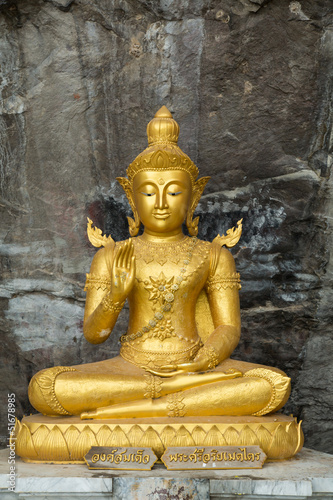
top-left (155, 190), bottom-right (168, 210)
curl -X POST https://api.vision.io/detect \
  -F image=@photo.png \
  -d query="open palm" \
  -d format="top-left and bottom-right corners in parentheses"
top-left (111, 239), bottom-right (136, 303)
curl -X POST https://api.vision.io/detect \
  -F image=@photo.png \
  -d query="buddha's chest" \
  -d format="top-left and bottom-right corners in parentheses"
top-left (131, 237), bottom-right (211, 302)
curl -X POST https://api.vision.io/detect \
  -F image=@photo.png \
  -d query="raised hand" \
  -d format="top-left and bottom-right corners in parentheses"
top-left (111, 239), bottom-right (136, 304)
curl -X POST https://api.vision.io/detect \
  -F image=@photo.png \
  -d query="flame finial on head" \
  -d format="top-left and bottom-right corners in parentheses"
top-left (147, 106), bottom-right (180, 146)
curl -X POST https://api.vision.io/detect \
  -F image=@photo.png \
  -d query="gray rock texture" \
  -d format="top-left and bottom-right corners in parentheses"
top-left (0, 0), bottom-right (332, 453)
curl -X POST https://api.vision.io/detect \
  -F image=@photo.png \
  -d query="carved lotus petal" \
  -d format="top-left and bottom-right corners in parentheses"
top-left (223, 426), bottom-right (240, 446)
top-left (64, 425), bottom-right (80, 450)
top-left (267, 424), bottom-right (294, 459)
top-left (139, 427), bottom-right (164, 457)
top-left (294, 421), bottom-right (304, 455)
top-left (203, 425), bottom-right (227, 446)
top-left (170, 425), bottom-right (195, 447)
top-left (127, 425), bottom-right (144, 446)
top-left (255, 425), bottom-right (272, 454)
top-left (286, 419), bottom-right (304, 455)
top-left (32, 425), bottom-right (50, 456)
top-left (239, 425), bottom-right (260, 446)
top-left (40, 425), bottom-right (70, 462)
top-left (191, 426), bottom-right (206, 445)
top-left (95, 425), bottom-right (112, 446)
top-left (160, 425), bottom-right (176, 448)
top-left (16, 423), bottom-right (38, 459)
top-left (107, 426), bottom-right (130, 448)
top-left (71, 425), bottom-right (97, 461)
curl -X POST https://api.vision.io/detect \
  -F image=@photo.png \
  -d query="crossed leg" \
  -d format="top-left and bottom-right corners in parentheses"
top-left (28, 356), bottom-right (246, 416)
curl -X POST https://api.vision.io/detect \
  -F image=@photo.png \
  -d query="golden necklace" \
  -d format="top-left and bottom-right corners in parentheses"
top-left (132, 236), bottom-right (193, 266)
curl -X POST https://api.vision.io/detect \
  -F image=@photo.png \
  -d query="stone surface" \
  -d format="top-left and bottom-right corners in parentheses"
top-left (0, 448), bottom-right (333, 499)
top-left (0, 0), bottom-right (333, 455)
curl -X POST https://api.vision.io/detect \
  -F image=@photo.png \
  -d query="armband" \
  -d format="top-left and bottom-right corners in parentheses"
top-left (84, 273), bottom-right (112, 291)
top-left (206, 272), bottom-right (241, 293)
top-left (197, 345), bottom-right (219, 369)
top-left (101, 293), bottom-right (124, 314)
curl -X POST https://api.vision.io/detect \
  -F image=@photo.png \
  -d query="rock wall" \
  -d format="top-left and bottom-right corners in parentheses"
top-left (0, 0), bottom-right (332, 452)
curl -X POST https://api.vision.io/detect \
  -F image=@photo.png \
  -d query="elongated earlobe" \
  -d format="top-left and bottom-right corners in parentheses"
top-left (186, 176), bottom-right (210, 236)
top-left (127, 214), bottom-right (140, 236)
top-left (116, 177), bottom-right (141, 236)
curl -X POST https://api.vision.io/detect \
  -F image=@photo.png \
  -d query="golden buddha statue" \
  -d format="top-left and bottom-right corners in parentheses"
top-left (28, 106), bottom-right (290, 419)
top-left (14, 107), bottom-right (303, 463)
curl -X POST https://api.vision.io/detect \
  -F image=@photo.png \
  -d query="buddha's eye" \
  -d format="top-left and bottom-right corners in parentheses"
top-left (141, 192), bottom-right (155, 197)
top-left (168, 191), bottom-right (182, 196)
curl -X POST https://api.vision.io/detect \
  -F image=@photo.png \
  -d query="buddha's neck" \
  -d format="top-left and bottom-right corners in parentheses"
top-left (140, 228), bottom-right (186, 243)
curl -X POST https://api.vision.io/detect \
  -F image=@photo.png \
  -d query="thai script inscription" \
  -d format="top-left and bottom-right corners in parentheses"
top-left (92, 449), bottom-right (150, 464)
top-left (85, 446), bottom-right (158, 470)
top-left (161, 446), bottom-right (266, 470)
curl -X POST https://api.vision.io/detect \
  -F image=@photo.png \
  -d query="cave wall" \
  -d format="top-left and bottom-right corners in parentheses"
top-left (0, 0), bottom-right (332, 452)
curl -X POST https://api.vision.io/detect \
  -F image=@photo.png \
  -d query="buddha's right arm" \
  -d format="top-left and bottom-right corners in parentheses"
top-left (83, 244), bottom-right (124, 344)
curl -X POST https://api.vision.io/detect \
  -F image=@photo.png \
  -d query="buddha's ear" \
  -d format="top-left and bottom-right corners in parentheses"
top-left (186, 176), bottom-right (210, 236)
top-left (116, 177), bottom-right (141, 236)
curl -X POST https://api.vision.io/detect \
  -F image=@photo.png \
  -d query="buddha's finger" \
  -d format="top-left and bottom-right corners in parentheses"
top-left (159, 365), bottom-right (178, 371)
top-left (126, 240), bottom-right (134, 269)
top-left (129, 255), bottom-right (136, 281)
top-left (124, 240), bottom-right (132, 268)
top-left (115, 244), bottom-right (123, 269)
top-left (144, 367), bottom-right (181, 378)
top-left (119, 241), bottom-right (128, 268)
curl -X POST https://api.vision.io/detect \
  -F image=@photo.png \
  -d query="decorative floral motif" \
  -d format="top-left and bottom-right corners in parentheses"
top-left (143, 373), bottom-right (163, 399)
top-left (144, 273), bottom-right (175, 303)
top-left (167, 393), bottom-right (186, 417)
top-left (149, 318), bottom-right (175, 341)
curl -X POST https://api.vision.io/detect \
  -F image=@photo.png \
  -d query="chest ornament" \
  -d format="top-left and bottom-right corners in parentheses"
top-left (121, 237), bottom-right (197, 343)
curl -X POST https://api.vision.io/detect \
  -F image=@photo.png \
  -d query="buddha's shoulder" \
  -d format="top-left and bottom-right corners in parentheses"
top-left (199, 238), bottom-right (236, 275)
top-left (193, 238), bottom-right (235, 273)
top-left (89, 238), bottom-right (117, 272)
top-left (195, 237), bottom-right (233, 256)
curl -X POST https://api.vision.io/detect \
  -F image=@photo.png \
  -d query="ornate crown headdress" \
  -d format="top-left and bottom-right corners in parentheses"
top-left (117, 106), bottom-right (210, 236)
top-left (124, 106), bottom-right (199, 186)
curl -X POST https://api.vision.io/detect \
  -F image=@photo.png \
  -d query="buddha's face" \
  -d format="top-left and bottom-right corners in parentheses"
top-left (133, 170), bottom-right (192, 235)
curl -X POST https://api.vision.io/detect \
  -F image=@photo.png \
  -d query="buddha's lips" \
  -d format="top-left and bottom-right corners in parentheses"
top-left (153, 212), bottom-right (171, 219)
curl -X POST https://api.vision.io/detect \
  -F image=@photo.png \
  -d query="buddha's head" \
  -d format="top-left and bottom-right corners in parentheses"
top-left (117, 106), bottom-right (210, 236)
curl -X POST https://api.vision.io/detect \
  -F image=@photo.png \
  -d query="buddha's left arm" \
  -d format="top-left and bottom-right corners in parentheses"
top-left (195, 246), bottom-right (241, 367)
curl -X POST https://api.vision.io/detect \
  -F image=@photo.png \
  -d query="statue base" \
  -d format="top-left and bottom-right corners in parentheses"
top-left (13, 414), bottom-right (303, 464)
